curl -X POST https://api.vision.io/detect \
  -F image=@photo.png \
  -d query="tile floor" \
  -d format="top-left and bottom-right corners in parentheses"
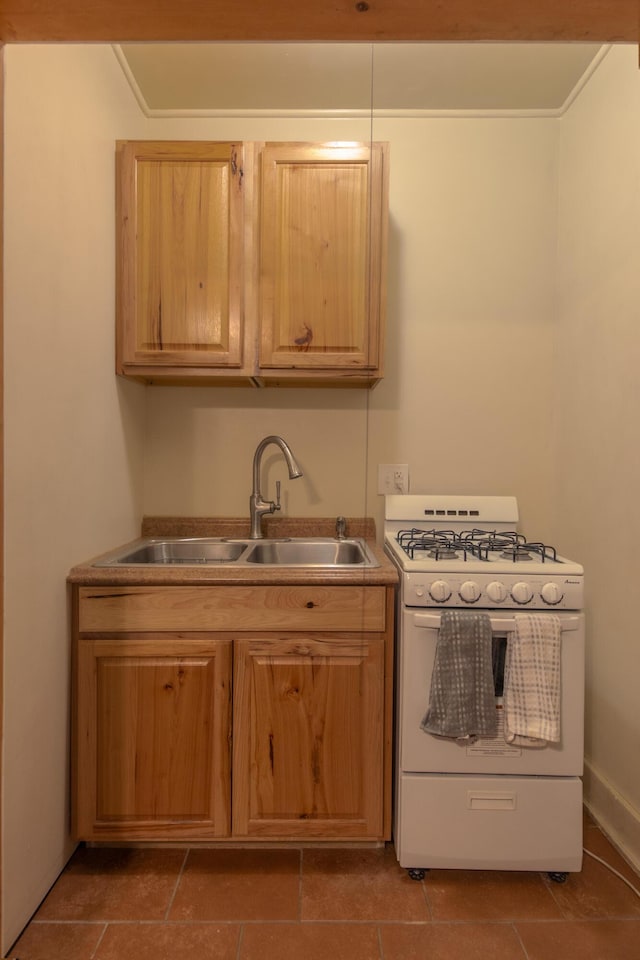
top-left (9, 813), bottom-right (640, 960)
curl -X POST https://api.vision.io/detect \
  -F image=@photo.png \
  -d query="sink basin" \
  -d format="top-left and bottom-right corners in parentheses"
top-left (244, 538), bottom-right (373, 566)
top-left (96, 538), bottom-right (249, 565)
top-left (94, 536), bottom-right (379, 568)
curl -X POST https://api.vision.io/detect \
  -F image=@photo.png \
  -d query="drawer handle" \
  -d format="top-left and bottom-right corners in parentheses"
top-left (467, 791), bottom-right (516, 811)
top-left (306, 601), bottom-right (315, 609)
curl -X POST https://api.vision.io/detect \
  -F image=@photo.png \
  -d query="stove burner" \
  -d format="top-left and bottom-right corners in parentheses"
top-left (467, 532), bottom-right (557, 563)
top-left (429, 547), bottom-right (460, 560)
top-left (396, 529), bottom-right (470, 561)
top-left (396, 528), bottom-right (558, 563)
top-left (501, 547), bottom-right (534, 561)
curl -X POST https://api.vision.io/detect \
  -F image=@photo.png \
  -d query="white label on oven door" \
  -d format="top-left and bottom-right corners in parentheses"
top-left (466, 700), bottom-right (522, 758)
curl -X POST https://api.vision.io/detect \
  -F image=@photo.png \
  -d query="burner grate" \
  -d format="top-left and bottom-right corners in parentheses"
top-left (396, 528), bottom-right (558, 563)
top-left (473, 533), bottom-right (558, 563)
top-left (397, 528), bottom-right (474, 561)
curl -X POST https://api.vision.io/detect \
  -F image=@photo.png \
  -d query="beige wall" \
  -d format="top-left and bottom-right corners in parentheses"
top-left (556, 45), bottom-right (640, 867)
top-left (2, 45), bottom-right (147, 950)
top-left (4, 38), bottom-right (640, 952)
top-left (366, 115), bottom-right (558, 540)
top-left (142, 112), bottom-right (558, 543)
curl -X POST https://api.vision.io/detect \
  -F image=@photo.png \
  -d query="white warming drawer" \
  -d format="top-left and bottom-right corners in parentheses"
top-left (395, 774), bottom-right (583, 872)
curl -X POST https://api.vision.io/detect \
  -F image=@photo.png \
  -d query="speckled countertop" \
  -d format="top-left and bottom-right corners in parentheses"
top-left (67, 516), bottom-right (399, 587)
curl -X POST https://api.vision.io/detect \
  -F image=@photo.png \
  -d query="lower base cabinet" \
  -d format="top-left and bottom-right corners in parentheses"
top-left (232, 635), bottom-right (384, 838)
top-left (71, 584), bottom-right (394, 842)
top-left (73, 635), bottom-right (232, 840)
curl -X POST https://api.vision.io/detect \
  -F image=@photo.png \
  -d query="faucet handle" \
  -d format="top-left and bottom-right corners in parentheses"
top-left (274, 480), bottom-right (281, 512)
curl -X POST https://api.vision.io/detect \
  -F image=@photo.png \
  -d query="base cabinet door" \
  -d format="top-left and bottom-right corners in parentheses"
top-left (232, 635), bottom-right (385, 838)
top-left (73, 635), bottom-right (232, 840)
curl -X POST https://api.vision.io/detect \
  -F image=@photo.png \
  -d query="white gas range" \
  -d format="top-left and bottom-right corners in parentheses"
top-left (384, 494), bottom-right (585, 881)
top-left (384, 494), bottom-right (584, 610)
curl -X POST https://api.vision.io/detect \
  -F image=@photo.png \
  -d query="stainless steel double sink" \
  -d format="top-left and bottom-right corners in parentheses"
top-left (94, 537), bottom-right (379, 568)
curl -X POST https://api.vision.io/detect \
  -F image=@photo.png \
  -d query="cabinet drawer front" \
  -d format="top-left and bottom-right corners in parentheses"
top-left (78, 585), bottom-right (386, 633)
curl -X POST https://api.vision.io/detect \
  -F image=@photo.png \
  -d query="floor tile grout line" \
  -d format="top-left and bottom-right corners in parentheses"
top-left (419, 875), bottom-right (434, 920)
top-left (540, 869), bottom-right (578, 919)
top-left (88, 922), bottom-right (109, 960)
top-left (235, 923), bottom-right (244, 960)
top-left (30, 920), bottom-right (108, 926)
top-left (163, 847), bottom-right (190, 920)
top-left (509, 920), bottom-right (531, 960)
top-left (23, 916), bottom-right (640, 928)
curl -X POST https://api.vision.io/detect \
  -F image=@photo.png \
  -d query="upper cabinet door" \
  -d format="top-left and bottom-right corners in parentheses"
top-left (257, 142), bottom-right (389, 385)
top-left (117, 141), bottom-right (247, 379)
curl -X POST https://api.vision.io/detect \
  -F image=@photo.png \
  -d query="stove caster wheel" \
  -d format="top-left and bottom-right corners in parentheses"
top-left (407, 868), bottom-right (426, 881)
top-left (548, 872), bottom-right (568, 883)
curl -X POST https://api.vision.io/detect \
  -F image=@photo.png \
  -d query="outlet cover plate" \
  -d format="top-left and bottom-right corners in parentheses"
top-left (378, 464), bottom-right (409, 495)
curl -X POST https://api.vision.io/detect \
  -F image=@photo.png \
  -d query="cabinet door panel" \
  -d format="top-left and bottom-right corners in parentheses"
top-left (259, 142), bottom-right (388, 377)
top-left (117, 141), bottom-right (245, 372)
top-left (233, 635), bottom-right (384, 838)
top-left (74, 635), bottom-right (231, 840)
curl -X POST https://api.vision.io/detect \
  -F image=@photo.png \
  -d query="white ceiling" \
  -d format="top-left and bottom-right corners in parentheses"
top-left (117, 42), bottom-right (605, 114)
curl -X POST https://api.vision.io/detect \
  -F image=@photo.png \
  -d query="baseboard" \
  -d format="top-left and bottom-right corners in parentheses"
top-left (584, 758), bottom-right (640, 874)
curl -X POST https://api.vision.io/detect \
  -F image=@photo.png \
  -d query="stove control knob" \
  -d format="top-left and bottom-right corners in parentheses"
top-left (541, 582), bottom-right (564, 605)
top-left (511, 581), bottom-right (534, 605)
top-left (486, 580), bottom-right (507, 603)
top-left (459, 580), bottom-right (481, 603)
top-left (429, 580), bottom-right (452, 603)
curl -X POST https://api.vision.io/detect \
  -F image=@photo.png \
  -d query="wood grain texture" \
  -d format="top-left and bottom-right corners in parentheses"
top-left (117, 140), bottom-right (247, 375)
top-left (232, 635), bottom-right (384, 838)
top-left (73, 635), bottom-right (232, 840)
top-left (116, 139), bottom-right (387, 385)
top-left (259, 142), bottom-right (388, 379)
top-left (72, 583), bottom-right (395, 842)
top-left (1, 1), bottom-right (636, 42)
top-left (78, 585), bottom-right (387, 633)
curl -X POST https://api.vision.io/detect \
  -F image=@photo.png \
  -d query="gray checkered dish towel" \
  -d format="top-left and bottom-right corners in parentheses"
top-left (421, 610), bottom-right (497, 740)
top-left (504, 613), bottom-right (562, 747)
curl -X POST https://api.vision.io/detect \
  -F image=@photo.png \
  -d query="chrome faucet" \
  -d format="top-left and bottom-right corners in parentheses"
top-left (249, 436), bottom-right (303, 538)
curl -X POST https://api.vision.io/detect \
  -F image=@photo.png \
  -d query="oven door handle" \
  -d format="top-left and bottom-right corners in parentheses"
top-left (412, 612), bottom-right (582, 632)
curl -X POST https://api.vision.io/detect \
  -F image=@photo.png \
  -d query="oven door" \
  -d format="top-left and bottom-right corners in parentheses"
top-left (399, 609), bottom-right (584, 776)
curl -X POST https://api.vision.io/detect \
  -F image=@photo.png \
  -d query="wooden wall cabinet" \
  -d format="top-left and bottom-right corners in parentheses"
top-left (257, 142), bottom-right (388, 386)
top-left (116, 140), bottom-right (389, 387)
top-left (116, 140), bottom-right (250, 383)
top-left (72, 584), bottom-right (394, 842)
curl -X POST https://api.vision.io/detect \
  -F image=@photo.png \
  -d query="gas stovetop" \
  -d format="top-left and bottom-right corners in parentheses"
top-left (384, 495), bottom-right (584, 610)
top-left (396, 528), bottom-right (560, 564)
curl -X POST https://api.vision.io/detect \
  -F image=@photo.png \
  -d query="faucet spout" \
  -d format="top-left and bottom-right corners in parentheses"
top-left (250, 436), bottom-right (303, 538)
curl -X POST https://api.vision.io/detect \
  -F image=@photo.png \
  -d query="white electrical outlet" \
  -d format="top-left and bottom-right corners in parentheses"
top-left (378, 464), bottom-right (409, 495)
